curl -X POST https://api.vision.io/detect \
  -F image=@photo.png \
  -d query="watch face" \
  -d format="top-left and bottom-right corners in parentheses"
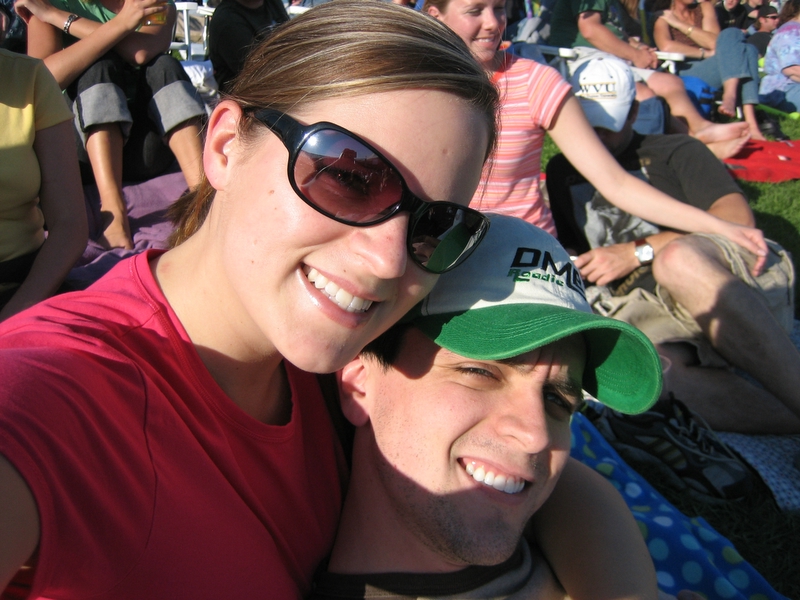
top-left (635, 243), bottom-right (655, 264)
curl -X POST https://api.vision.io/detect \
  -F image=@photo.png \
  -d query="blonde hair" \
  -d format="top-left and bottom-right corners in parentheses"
top-left (169, 0), bottom-right (499, 245)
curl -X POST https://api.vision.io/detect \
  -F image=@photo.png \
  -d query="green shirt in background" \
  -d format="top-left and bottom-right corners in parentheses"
top-left (549, 0), bottom-right (628, 48)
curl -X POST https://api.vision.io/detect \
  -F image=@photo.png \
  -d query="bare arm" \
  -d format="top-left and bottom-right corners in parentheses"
top-left (654, 4), bottom-right (718, 54)
top-left (531, 458), bottom-right (658, 600)
top-left (548, 96), bottom-right (767, 268)
top-left (17, 0), bottom-right (170, 88)
top-left (574, 230), bottom-right (681, 285)
top-left (0, 454), bottom-right (40, 592)
top-left (782, 65), bottom-right (800, 83)
top-left (577, 11), bottom-right (658, 68)
top-left (707, 192), bottom-right (755, 227)
top-left (0, 121), bottom-right (88, 322)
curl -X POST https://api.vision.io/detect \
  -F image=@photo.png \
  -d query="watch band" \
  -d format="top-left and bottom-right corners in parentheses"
top-left (63, 13), bottom-right (81, 34)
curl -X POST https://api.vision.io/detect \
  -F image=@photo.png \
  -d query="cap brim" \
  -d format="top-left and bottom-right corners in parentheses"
top-left (414, 304), bottom-right (662, 414)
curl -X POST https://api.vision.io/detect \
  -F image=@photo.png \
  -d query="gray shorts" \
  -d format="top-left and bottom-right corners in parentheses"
top-left (590, 234), bottom-right (795, 368)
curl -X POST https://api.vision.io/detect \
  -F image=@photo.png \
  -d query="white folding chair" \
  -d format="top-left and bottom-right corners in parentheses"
top-left (170, 2), bottom-right (210, 61)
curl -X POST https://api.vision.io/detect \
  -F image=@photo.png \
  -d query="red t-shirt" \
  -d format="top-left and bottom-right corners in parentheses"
top-left (0, 251), bottom-right (348, 599)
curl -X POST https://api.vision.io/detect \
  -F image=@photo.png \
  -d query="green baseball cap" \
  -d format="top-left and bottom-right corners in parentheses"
top-left (404, 214), bottom-right (662, 414)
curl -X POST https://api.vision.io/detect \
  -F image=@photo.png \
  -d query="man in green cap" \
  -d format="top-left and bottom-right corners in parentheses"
top-left (309, 214), bottom-right (665, 599)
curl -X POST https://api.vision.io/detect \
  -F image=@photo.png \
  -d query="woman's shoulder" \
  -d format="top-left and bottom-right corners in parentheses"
top-left (506, 55), bottom-right (567, 86)
top-left (776, 20), bottom-right (800, 35)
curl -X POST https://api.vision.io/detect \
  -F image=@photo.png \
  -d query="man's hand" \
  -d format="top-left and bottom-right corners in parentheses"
top-left (573, 244), bottom-right (640, 286)
top-left (631, 44), bottom-right (658, 69)
top-left (715, 221), bottom-right (768, 276)
top-left (14, 0), bottom-right (55, 25)
top-left (116, 0), bottom-right (166, 34)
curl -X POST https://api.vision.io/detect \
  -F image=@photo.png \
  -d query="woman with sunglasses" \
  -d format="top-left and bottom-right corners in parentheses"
top-left (0, 2), bottom-right (499, 597)
top-left (653, 0), bottom-right (765, 140)
top-left (759, 0), bottom-right (800, 113)
top-left (423, 0), bottom-right (769, 280)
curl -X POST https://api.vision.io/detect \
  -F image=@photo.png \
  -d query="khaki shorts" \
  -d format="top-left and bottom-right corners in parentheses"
top-left (591, 234), bottom-right (795, 368)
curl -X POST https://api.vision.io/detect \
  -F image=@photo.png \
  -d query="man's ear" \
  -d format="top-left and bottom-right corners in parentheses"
top-left (426, 5), bottom-right (442, 19)
top-left (337, 358), bottom-right (371, 427)
top-left (203, 100), bottom-right (242, 192)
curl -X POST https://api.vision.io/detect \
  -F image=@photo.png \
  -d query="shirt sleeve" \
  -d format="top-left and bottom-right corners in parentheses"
top-left (527, 62), bottom-right (573, 130)
top-left (33, 60), bottom-right (73, 132)
top-left (772, 26), bottom-right (800, 72)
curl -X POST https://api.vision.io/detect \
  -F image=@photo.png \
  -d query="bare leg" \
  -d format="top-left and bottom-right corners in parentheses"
top-left (719, 77), bottom-right (739, 118)
top-left (742, 103), bottom-right (766, 141)
top-left (85, 124), bottom-right (133, 250)
top-left (166, 118), bottom-right (204, 190)
top-left (652, 236), bottom-right (800, 431)
top-left (658, 342), bottom-right (800, 433)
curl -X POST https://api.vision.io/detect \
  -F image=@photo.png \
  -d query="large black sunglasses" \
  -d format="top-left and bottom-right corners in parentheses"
top-left (252, 109), bottom-right (490, 274)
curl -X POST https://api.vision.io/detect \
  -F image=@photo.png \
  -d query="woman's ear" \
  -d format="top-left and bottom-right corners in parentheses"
top-left (337, 358), bottom-right (371, 427)
top-left (203, 100), bottom-right (242, 192)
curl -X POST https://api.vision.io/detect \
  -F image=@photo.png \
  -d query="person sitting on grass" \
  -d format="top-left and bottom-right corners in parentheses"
top-left (547, 0), bottom-right (758, 151)
top-left (759, 0), bottom-right (800, 113)
top-left (547, 56), bottom-right (800, 436)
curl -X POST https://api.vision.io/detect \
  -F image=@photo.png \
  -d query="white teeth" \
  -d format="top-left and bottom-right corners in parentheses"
top-left (463, 461), bottom-right (526, 495)
top-left (304, 267), bottom-right (373, 313)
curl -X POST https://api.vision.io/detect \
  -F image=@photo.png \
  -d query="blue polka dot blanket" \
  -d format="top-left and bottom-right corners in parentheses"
top-left (571, 413), bottom-right (789, 600)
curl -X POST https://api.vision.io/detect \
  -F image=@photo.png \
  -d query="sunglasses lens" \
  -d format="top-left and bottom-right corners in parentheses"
top-left (409, 204), bottom-right (489, 273)
top-left (293, 129), bottom-right (404, 224)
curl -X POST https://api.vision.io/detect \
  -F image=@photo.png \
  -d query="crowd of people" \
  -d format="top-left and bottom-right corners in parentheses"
top-left (0, 0), bottom-right (798, 598)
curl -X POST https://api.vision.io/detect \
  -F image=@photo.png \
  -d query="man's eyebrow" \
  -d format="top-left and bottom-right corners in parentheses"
top-left (495, 356), bottom-right (584, 397)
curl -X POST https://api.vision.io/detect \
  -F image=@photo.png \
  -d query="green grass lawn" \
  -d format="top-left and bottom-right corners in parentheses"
top-left (542, 112), bottom-right (800, 598)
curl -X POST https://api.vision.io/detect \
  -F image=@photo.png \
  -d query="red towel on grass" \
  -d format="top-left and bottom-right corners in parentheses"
top-left (724, 140), bottom-right (800, 183)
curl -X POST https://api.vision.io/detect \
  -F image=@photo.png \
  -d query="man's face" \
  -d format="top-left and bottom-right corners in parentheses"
top-left (760, 13), bottom-right (778, 31)
top-left (593, 125), bottom-right (631, 156)
top-left (346, 328), bottom-right (584, 570)
top-left (723, 0), bottom-right (740, 10)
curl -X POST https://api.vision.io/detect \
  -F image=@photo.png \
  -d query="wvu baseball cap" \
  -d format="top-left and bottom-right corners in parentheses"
top-left (572, 56), bottom-right (636, 133)
top-left (404, 214), bottom-right (662, 414)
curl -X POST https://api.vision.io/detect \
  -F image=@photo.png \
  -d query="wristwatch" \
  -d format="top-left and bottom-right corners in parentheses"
top-left (634, 238), bottom-right (655, 265)
top-left (63, 13), bottom-right (81, 34)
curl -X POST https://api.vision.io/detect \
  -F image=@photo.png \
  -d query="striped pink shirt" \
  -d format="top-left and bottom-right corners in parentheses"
top-left (471, 55), bottom-right (572, 235)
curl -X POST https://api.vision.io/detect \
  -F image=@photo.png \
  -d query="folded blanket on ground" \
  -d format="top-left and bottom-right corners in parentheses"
top-left (572, 413), bottom-right (788, 599)
top-left (67, 170), bottom-right (186, 289)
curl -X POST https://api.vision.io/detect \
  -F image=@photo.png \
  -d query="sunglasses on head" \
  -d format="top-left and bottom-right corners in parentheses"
top-left (251, 109), bottom-right (490, 274)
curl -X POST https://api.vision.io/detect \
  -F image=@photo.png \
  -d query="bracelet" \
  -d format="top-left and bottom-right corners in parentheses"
top-left (63, 13), bottom-right (80, 34)
top-left (700, 47), bottom-right (705, 58)
top-left (686, 26), bottom-right (694, 36)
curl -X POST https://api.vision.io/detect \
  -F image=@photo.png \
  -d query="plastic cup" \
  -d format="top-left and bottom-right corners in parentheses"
top-left (142, 3), bottom-right (168, 26)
